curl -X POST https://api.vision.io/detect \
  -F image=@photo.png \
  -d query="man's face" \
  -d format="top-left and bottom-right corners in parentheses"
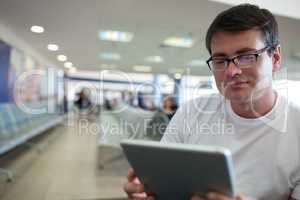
top-left (210, 29), bottom-right (280, 103)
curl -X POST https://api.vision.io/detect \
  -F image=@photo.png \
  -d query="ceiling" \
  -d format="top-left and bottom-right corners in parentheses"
top-left (1, 0), bottom-right (300, 78)
top-left (212, 0), bottom-right (300, 20)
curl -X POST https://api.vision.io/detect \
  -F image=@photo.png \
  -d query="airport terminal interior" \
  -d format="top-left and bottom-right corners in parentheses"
top-left (1, 0), bottom-right (300, 199)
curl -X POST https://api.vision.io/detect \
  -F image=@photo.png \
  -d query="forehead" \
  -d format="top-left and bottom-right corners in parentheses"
top-left (210, 29), bottom-right (266, 55)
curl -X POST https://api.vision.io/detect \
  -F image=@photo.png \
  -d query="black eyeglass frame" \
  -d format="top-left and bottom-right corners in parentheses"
top-left (206, 46), bottom-right (272, 71)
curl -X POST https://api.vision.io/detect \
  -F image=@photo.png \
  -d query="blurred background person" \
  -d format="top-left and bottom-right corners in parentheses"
top-left (146, 95), bottom-right (178, 140)
top-left (74, 88), bottom-right (92, 111)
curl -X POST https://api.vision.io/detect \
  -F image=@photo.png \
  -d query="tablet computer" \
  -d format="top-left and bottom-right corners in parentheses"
top-left (121, 139), bottom-right (235, 200)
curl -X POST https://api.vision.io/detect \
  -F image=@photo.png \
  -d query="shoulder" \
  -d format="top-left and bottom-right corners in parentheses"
top-left (287, 97), bottom-right (300, 126)
top-left (288, 98), bottom-right (300, 112)
top-left (280, 94), bottom-right (300, 116)
top-left (277, 94), bottom-right (300, 133)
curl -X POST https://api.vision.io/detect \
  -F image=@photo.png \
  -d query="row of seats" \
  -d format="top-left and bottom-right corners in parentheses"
top-left (107, 103), bottom-right (155, 141)
top-left (0, 101), bottom-right (64, 155)
top-left (97, 104), bottom-right (155, 168)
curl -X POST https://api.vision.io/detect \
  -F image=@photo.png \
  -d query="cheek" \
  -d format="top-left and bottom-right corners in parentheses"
top-left (213, 72), bottom-right (225, 90)
top-left (258, 57), bottom-right (273, 76)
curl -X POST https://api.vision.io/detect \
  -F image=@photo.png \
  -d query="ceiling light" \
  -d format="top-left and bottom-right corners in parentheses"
top-left (188, 59), bottom-right (206, 67)
top-left (174, 73), bottom-right (182, 79)
top-left (64, 62), bottom-right (73, 69)
top-left (169, 68), bottom-right (184, 74)
top-left (101, 70), bottom-right (111, 74)
top-left (133, 65), bottom-right (152, 72)
top-left (145, 56), bottom-right (164, 63)
top-left (57, 55), bottom-right (67, 62)
top-left (30, 25), bottom-right (44, 33)
top-left (100, 53), bottom-right (121, 60)
top-left (99, 30), bottom-right (134, 42)
top-left (47, 44), bottom-right (59, 51)
top-left (100, 64), bottom-right (116, 69)
top-left (163, 37), bottom-right (194, 48)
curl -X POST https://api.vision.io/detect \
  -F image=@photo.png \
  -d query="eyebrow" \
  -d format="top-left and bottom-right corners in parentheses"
top-left (212, 47), bottom-right (258, 58)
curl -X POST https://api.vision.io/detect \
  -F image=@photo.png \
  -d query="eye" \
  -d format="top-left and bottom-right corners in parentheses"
top-left (212, 59), bottom-right (226, 65)
top-left (238, 54), bottom-right (256, 63)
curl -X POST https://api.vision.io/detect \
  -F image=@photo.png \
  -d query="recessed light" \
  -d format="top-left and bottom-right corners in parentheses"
top-left (100, 53), bottom-right (121, 60)
top-left (64, 62), bottom-right (73, 68)
top-left (57, 55), bottom-right (67, 62)
top-left (169, 68), bottom-right (184, 74)
top-left (145, 56), bottom-right (164, 63)
top-left (47, 44), bottom-right (59, 51)
top-left (174, 73), bottom-right (182, 79)
top-left (133, 65), bottom-right (152, 72)
top-left (99, 30), bottom-right (134, 42)
top-left (30, 25), bottom-right (44, 33)
top-left (163, 37), bottom-right (194, 48)
top-left (100, 64), bottom-right (116, 69)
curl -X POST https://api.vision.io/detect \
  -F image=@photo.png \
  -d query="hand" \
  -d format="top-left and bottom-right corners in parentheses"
top-left (191, 192), bottom-right (256, 200)
top-left (123, 168), bottom-right (155, 200)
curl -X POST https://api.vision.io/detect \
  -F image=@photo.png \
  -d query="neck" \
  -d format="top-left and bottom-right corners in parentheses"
top-left (230, 89), bottom-right (277, 118)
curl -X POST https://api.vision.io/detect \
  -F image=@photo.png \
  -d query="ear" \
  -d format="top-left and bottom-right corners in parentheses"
top-left (272, 45), bottom-right (281, 72)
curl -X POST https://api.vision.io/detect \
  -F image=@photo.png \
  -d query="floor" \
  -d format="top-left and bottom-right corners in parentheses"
top-left (0, 117), bottom-right (129, 200)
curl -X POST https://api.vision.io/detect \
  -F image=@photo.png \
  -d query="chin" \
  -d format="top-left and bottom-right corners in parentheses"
top-left (225, 91), bottom-right (252, 104)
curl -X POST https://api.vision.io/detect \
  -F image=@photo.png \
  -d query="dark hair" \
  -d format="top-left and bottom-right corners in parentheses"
top-left (205, 4), bottom-right (279, 55)
top-left (163, 95), bottom-right (178, 111)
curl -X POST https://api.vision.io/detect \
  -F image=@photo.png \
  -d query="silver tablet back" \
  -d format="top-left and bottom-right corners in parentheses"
top-left (121, 140), bottom-right (235, 200)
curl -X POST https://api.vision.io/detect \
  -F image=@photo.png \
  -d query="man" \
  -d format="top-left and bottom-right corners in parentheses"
top-left (124, 4), bottom-right (300, 200)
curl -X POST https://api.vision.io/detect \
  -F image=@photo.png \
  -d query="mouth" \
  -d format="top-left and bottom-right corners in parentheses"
top-left (226, 80), bottom-right (250, 89)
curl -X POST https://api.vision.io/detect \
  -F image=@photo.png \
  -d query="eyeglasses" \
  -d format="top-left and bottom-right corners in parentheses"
top-left (206, 46), bottom-right (271, 71)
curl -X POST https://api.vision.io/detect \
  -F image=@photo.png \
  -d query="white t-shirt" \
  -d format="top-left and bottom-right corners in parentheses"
top-left (161, 93), bottom-right (300, 200)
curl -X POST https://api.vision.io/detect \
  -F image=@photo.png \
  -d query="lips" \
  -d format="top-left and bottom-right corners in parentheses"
top-left (224, 78), bottom-right (249, 88)
top-left (227, 80), bottom-right (249, 88)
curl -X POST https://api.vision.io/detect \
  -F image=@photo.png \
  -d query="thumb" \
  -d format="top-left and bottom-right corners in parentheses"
top-left (236, 195), bottom-right (257, 200)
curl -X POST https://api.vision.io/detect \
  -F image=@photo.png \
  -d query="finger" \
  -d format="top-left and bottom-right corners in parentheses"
top-left (127, 168), bottom-right (142, 185)
top-left (127, 168), bottom-right (136, 181)
top-left (206, 192), bottom-right (231, 200)
top-left (236, 195), bottom-right (257, 200)
top-left (123, 182), bottom-right (144, 194)
top-left (128, 193), bottom-right (155, 200)
top-left (128, 196), bottom-right (155, 200)
top-left (127, 193), bottom-right (144, 200)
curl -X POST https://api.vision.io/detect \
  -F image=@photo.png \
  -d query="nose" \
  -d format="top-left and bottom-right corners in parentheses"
top-left (225, 60), bottom-right (242, 77)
